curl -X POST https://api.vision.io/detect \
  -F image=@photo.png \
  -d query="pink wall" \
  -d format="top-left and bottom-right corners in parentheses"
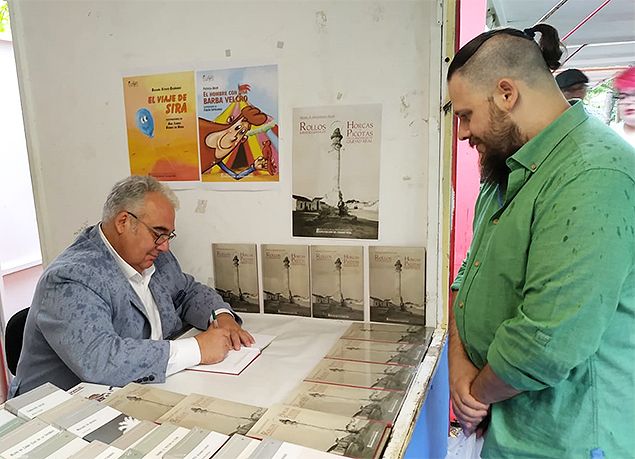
top-left (451, 0), bottom-right (487, 281)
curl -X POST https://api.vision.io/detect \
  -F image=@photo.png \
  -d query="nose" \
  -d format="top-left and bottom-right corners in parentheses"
top-left (156, 239), bottom-right (170, 252)
top-left (457, 120), bottom-right (470, 141)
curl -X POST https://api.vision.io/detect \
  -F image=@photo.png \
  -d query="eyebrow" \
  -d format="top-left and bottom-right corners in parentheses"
top-left (150, 224), bottom-right (172, 234)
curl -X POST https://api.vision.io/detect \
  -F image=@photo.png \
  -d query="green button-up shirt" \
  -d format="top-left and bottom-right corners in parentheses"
top-left (453, 103), bottom-right (635, 458)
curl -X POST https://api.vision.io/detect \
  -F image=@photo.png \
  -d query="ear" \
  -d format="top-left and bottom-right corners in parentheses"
top-left (113, 211), bottom-right (130, 235)
top-left (495, 78), bottom-right (519, 111)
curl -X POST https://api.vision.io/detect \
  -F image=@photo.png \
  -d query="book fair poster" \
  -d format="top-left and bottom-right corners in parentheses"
top-left (197, 65), bottom-right (279, 183)
top-left (123, 71), bottom-right (199, 181)
top-left (292, 104), bottom-right (381, 240)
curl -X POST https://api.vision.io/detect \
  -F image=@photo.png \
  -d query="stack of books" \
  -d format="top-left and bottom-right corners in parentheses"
top-left (240, 322), bottom-right (434, 459)
top-left (0, 382), bottom-right (339, 459)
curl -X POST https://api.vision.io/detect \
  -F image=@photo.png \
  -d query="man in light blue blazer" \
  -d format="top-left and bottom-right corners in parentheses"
top-left (10, 176), bottom-right (254, 396)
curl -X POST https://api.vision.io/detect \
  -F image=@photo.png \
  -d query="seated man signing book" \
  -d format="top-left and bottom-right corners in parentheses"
top-left (10, 175), bottom-right (254, 397)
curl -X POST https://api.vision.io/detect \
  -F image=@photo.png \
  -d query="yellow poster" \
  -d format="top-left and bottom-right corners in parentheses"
top-left (123, 71), bottom-right (199, 181)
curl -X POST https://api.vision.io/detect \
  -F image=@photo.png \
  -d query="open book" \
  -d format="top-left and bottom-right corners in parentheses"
top-left (178, 328), bottom-right (276, 375)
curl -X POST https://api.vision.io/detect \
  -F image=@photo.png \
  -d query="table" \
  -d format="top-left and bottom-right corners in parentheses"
top-left (157, 313), bottom-right (446, 458)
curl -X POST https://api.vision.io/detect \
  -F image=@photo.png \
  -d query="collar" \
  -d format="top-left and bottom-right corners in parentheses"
top-left (506, 101), bottom-right (588, 173)
top-left (98, 224), bottom-right (155, 283)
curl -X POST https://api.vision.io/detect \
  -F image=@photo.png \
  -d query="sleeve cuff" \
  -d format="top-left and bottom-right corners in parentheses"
top-left (166, 337), bottom-right (201, 376)
top-left (487, 339), bottom-right (550, 392)
top-left (210, 308), bottom-right (234, 324)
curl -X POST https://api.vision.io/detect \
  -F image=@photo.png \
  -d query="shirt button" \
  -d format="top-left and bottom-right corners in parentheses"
top-left (530, 163), bottom-right (537, 171)
top-left (458, 301), bottom-right (464, 309)
top-left (474, 260), bottom-right (480, 267)
top-left (492, 218), bottom-right (499, 225)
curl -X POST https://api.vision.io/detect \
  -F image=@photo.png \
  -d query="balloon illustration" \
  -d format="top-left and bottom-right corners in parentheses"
top-left (135, 108), bottom-right (154, 138)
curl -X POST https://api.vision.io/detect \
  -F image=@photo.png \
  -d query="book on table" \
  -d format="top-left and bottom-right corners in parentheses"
top-left (246, 404), bottom-right (391, 459)
top-left (0, 408), bottom-right (26, 439)
top-left (341, 322), bottom-right (434, 346)
top-left (212, 434), bottom-right (260, 459)
top-left (5, 382), bottom-right (72, 420)
top-left (156, 393), bottom-right (267, 436)
top-left (283, 381), bottom-right (406, 426)
top-left (67, 382), bottom-right (120, 402)
top-left (104, 382), bottom-right (186, 422)
top-left (325, 338), bottom-right (426, 366)
top-left (117, 422), bottom-right (191, 459)
top-left (304, 358), bottom-right (416, 392)
top-left (19, 430), bottom-right (88, 459)
top-left (179, 328), bottom-right (276, 375)
top-left (68, 440), bottom-right (124, 459)
top-left (246, 436), bottom-right (342, 458)
top-left (162, 426), bottom-right (228, 459)
top-left (0, 418), bottom-right (60, 458)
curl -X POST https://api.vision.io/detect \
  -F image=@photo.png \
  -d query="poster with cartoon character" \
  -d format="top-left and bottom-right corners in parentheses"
top-left (197, 65), bottom-right (279, 184)
top-left (123, 71), bottom-right (200, 181)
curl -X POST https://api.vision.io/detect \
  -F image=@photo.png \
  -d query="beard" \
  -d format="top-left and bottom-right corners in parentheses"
top-left (471, 99), bottom-right (527, 186)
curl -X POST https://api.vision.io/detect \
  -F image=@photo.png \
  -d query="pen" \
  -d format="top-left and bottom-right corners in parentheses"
top-left (211, 309), bottom-right (218, 328)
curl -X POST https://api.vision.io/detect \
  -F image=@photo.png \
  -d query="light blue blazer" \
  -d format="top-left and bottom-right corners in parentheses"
top-left (9, 225), bottom-right (238, 396)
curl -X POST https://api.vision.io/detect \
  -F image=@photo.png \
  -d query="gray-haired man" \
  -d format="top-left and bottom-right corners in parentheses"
top-left (10, 176), bottom-right (253, 396)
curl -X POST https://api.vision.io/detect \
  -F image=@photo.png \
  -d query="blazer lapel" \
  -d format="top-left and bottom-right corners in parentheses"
top-left (86, 225), bottom-right (152, 324)
top-left (149, 278), bottom-right (179, 337)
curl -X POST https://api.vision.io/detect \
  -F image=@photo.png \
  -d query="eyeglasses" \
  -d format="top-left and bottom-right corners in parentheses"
top-left (126, 211), bottom-right (176, 245)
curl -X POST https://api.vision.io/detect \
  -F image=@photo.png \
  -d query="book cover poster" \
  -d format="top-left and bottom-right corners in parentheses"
top-left (246, 404), bottom-right (390, 459)
top-left (261, 244), bottom-right (311, 317)
top-left (123, 71), bottom-right (199, 181)
top-left (197, 65), bottom-right (279, 183)
top-left (292, 104), bottom-right (381, 239)
top-left (212, 244), bottom-right (259, 313)
top-left (369, 246), bottom-right (425, 325)
top-left (310, 246), bottom-right (364, 320)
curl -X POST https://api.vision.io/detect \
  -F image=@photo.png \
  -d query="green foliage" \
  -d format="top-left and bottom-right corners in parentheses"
top-left (0, 0), bottom-right (9, 34)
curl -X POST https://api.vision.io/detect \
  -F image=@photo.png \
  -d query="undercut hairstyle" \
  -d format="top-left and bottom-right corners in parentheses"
top-left (447, 24), bottom-right (565, 90)
top-left (102, 175), bottom-right (179, 223)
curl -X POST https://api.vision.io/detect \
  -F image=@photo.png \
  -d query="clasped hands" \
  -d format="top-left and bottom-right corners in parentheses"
top-left (194, 313), bottom-right (255, 364)
top-left (450, 360), bottom-right (490, 437)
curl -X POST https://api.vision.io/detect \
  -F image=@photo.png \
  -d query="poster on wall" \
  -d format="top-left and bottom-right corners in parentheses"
top-left (292, 104), bottom-right (381, 239)
top-left (310, 245), bottom-right (364, 320)
top-left (212, 243), bottom-right (260, 313)
top-left (197, 65), bottom-right (279, 185)
top-left (369, 246), bottom-right (425, 325)
top-left (123, 71), bottom-right (200, 181)
top-left (261, 244), bottom-right (311, 317)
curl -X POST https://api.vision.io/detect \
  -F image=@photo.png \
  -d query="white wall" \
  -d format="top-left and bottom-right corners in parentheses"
top-left (9, 0), bottom-right (444, 325)
top-left (0, 39), bottom-right (41, 274)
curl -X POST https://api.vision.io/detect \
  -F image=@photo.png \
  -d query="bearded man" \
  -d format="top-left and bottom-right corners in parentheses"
top-left (447, 24), bottom-right (635, 458)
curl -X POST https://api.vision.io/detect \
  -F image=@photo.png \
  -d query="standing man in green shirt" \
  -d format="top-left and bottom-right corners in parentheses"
top-left (447, 24), bottom-right (635, 458)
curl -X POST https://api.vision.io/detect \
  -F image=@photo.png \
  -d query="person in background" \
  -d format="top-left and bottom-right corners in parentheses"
top-left (10, 175), bottom-right (254, 397)
top-left (555, 68), bottom-right (589, 103)
top-left (448, 23), bottom-right (634, 458)
top-left (612, 66), bottom-right (635, 146)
